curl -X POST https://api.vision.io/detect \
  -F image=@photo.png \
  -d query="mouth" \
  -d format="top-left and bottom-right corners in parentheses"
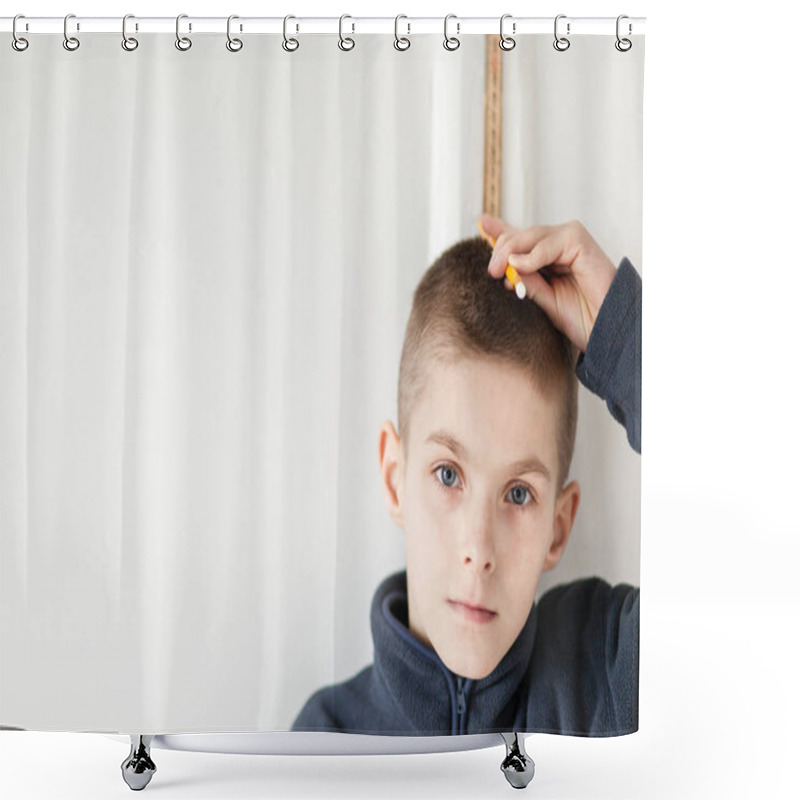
top-left (447, 599), bottom-right (498, 624)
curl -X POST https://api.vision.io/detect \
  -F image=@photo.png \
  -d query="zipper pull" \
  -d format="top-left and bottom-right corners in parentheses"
top-left (456, 676), bottom-right (467, 715)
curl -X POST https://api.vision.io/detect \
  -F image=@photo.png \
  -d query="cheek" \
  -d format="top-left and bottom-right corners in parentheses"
top-left (497, 511), bottom-right (554, 571)
top-left (404, 475), bottom-right (452, 555)
top-left (413, 467), bottom-right (455, 520)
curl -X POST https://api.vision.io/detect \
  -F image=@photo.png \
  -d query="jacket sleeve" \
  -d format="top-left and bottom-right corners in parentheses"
top-left (575, 257), bottom-right (642, 453)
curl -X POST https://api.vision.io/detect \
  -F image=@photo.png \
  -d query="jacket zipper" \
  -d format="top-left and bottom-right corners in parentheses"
top-left (456, 676), bottom-right (468, 734)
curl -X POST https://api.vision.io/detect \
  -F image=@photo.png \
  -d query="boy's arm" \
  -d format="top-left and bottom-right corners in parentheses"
top-left (575, 258), bottom-right (642, 453)
top-left (480, 215), bottom-right (641, 454)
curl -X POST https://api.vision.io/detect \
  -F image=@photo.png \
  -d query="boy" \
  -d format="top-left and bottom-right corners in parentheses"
top-left (292, 215), bottom-right (641, 736)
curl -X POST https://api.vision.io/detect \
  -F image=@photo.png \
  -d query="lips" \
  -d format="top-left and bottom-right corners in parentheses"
top-left (447, 599), bottom-right (497, 624)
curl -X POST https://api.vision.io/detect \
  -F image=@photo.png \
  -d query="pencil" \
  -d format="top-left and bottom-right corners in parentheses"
top-left (477, 218), bottom-right (527, 300)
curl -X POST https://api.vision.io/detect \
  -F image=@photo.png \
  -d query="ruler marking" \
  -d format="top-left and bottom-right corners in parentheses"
top-left (483, 35), bottom-right (503, 218)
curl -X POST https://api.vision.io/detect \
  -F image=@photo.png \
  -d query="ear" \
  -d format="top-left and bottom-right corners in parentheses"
top-left (378, 420), bottom-right (405, 529)
top-left (543, 480), bottom-right (580, 571)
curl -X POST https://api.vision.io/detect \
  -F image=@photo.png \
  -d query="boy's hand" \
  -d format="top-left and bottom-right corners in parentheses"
top-left (479, 214), bottom-right (617, 354)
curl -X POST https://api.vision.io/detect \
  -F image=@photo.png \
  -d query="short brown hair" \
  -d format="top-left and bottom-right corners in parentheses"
top-left (397, 236), bottom-right (578, 489)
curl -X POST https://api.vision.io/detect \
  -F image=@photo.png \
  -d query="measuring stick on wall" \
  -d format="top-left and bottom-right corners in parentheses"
top-left (483, 36), bottom-right (503, 218)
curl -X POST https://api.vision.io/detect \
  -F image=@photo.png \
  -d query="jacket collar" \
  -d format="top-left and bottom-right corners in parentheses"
top-left (370, 570), bottom-right (538, 734)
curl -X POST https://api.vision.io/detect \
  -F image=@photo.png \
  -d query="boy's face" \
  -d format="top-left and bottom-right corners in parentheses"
top-left (379, 355), bottom-right (580, 681)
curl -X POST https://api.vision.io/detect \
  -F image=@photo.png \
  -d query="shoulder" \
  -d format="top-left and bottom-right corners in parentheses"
top-left (533, 578), bottom-right (639, 687)
top-left (532, 578), bottom-right (639, 734)
top-left (291, 666), bottom-right (372, 732)
top-left (538, 577), bottom-right (638, 622)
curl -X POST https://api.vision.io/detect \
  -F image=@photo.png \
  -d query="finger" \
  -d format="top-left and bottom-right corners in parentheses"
top-left (477, 217), bottom-right (498, 248)
top-left (488, 226), bottom-right (554, 279)
top-left (499, 260), bottom-right (557, 318)
top-left (478, 213), bottom-right (513, 243)
top-left (507, 224), bottom-right (582, 277)
top-left (523, 271), bottom-right (559, 321)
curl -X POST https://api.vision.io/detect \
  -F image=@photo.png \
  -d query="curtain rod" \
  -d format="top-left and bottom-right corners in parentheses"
top-left (2, 16), bottom-right (645, 36)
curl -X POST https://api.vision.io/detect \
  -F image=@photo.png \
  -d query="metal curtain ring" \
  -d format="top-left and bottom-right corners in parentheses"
top-left (443, 14), bottom-right (460, 51)
top-left (283, 15), bottom-right (299, 52)
top-left (63, 13), bottom-right (80, 51)
top-left (553, 14), bottom-right (570, 52)
top-left (394, 14), bottom-right (410, 51)
top-left (175, 14), bottom-right (192, 51)
top-left (615, 15), bottom-right (632, 51)
top-left (226, 15), bottom-right (243, 52)
top-left (122, 14), bottom-right (139, 51)
top-left (12, 14), bottom-right (29, 51)
top-left (499, 14), bottom-right (515, 51)
top-left (339, 14), bottom-right (355, 51)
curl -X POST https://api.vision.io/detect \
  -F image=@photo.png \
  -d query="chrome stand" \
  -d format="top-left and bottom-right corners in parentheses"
top-left (499, 732), bottom-right (535, 789)
top-left (121, 735), bottom-right (157, 791)
top-left (117, 731), bottom-right (531, 790)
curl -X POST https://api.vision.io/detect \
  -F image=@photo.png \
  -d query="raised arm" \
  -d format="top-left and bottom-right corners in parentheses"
top-left (575, 258), bottom-right (641, 453)
top-left (479, 215), bottom-right (641, 453)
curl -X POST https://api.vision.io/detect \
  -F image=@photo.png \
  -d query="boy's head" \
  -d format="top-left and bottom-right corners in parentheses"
top-left (378, 236), bottom-right (581, 680)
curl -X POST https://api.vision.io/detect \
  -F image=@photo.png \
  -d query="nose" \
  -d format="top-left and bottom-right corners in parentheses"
top-left (460, 504), bottom-right (496, 575)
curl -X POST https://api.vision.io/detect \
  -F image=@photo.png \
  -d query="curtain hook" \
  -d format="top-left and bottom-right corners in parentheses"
top-left (394, 14), bottom-right (410, 51)
top-left (122, 14), bottom-right (139, 52)
top-left (443, 14), bottom-right (460, 51)
top-left (615, 15), bottom-right (632, 51)
top-left (63, 13), bottom-right (80, 51)
top-left (226, 14), bottom-right (243, 52)
top-left (553, 14), bottom-right (570, 52)
top-left (12, 14), bottom-right (29, 52)
top-left (339, 14), bottom-right (355, 51)
top-left (283, 15), bottom-right (299, 52)
top-left (499, 14), bottom-right (515, 51)
top-left (175, 14), bottom-right (192, 51)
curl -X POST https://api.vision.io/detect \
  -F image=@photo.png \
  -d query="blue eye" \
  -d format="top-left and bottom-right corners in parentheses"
top-left (508, 485), bottom-right (532, 506)
top-left (433, 465), bottom-right (534, 506)
top-left (435, 464), bottom-right (461, 489)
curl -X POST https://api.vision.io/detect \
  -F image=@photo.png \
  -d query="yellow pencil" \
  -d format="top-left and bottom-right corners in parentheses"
top-left (477, 218), bottom-right (527, 300)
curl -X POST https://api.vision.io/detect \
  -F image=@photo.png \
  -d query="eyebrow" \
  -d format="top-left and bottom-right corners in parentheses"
top-left (424, 430), bottom-right (552, 482)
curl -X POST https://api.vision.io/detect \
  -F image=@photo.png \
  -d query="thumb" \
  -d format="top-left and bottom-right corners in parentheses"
top-left (524, 271), bottom-right (559, 326)
top-left (478, 213), bottom-right (513, 244)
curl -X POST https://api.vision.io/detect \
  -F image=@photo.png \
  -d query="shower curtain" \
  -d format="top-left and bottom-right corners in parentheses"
top-left (1, 23), bottom-right (643, 736)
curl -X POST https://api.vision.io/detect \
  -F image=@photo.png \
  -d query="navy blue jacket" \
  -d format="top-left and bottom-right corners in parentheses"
top-left (292, 258), bottom-right (641, 736)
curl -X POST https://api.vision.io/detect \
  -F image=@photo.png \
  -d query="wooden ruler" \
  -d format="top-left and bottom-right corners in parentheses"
top-left (482, 36), bottom-right (503, 217)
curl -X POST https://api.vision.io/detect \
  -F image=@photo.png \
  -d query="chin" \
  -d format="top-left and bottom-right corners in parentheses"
top-left (441, 649), bottom-right (502, 681)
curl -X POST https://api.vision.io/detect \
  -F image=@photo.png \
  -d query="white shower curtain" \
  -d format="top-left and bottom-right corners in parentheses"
top-left (1, 31), bottom-right (643, 733)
